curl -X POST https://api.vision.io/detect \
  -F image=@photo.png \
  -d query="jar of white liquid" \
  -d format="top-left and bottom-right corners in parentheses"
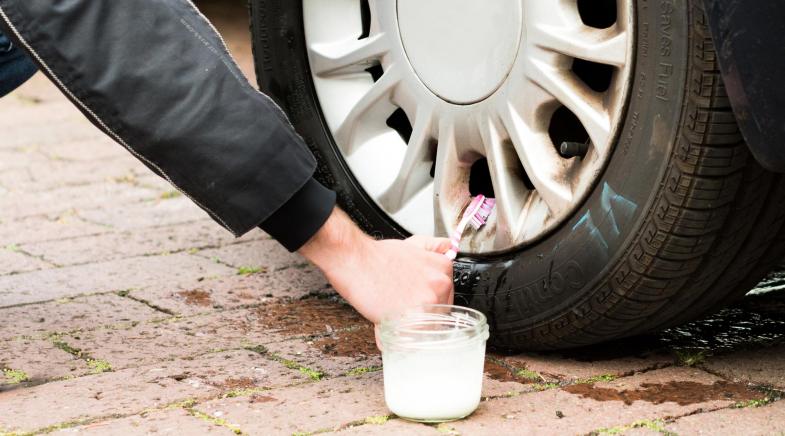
top-left (379, 304), bottom-right (489, 422)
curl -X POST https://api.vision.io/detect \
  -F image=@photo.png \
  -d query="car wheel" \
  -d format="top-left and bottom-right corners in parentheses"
top-left (250, 0), bottom-right (785, 349)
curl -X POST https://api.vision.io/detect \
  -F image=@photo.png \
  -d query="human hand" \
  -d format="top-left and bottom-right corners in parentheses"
top-left (299, 208), bottom-right (454, 326)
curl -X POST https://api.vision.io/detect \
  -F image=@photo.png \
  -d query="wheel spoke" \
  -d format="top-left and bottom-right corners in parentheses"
top-left (308, 34), bottom-right (390, 77)
top-left (527, 59), bottom-right (612, 155)
top-left (479, 119), bottom-right (530, 248)
top-left (334, 66), bottom-right (401, 156)
top-left (501, 104), bottom-right (574, 217)
top-left (432, 121), bottom-right (469, 237)
top-left (378, 109), bottom-right (435, 213)
top-left (532, 24), bottom-right (628, 68)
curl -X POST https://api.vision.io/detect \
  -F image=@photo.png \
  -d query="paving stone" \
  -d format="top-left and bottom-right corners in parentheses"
top-left (0, 167), bottom-right (36, 193)
top-left (0, 338), bottom-right (89, 388)
top-left (623, 428), bottom-right (662, 436)
top-left (0, 354), bottom-right (227, 433)
top-left (127, 172), bottom-right (179, 193)
top-left (0, 214), bottom-right (108, 246)
top-left (161, 349), bottom-right (308, 392)
top-left (78, 196), bottom-right (211, 230)
top-left (64, 309), bottom-right (287, 370)
top-left (328, 418), bottom-right (440, 435)
top-left (51, 408), bottom-right (235, 436)
top-left (0, 247), bottom-right (52, 275)
top-left (665, 399), bottom-right (785, 436)
top-left (130, 266), bottom-right (330, 316)
top-left (0, 97), bottom-right (79, 130)
top-left (0, 253), bottom-right (235, 307)
top-left (0, 182), bottom-right (158, 220)
top-left (197, 239), bottom-right (307, 271)
top-left (194, 373), bottom-right (388, 436)
top-left (0, 294), bottom-right (163, 341)
top-left (39, 137), bottom-right (130, 163)
top-left (0, 146), bottom-right (50, 172)
top-left (0, 111), bottom-right (105, 150)
top-left (0, 74), bottom-right (72, 117)
top-left (481, 378), bottom-right (532, 399)
top-left (265, 334), bottom-right (380, 378)
top-left (496, 347), bottom-right (673, 383)
top-left (701, 345), bottom-right (785, 389)
top-left (10, 157), bottom-right (147, 193)
top-left (449, 367), bottom-right (753, 435)
top-left (22, 220), bottom-right (262, 266)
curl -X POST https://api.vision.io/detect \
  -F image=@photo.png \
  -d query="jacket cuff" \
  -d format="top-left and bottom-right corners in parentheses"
top-left (260, 178), bottom-right (337, 252)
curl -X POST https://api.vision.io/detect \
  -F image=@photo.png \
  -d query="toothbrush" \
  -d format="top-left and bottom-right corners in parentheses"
top-left (444, 195), bottom-right (496, 260)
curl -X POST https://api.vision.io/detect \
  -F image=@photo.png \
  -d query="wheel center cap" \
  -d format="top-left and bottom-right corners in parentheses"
top-left (397, 0), bottom-right (523, 105)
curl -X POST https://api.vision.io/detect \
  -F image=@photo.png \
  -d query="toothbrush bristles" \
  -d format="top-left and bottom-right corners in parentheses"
top-left (469, 198), bottom-right (495, 230)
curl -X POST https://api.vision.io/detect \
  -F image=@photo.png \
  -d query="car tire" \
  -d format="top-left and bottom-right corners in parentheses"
top-left (249, 0), bottom-right (785, 350)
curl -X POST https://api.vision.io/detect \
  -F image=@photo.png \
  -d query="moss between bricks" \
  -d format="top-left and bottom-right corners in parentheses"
top-left (675, 349), bottom-right (707, 367)
top-left (346, 366), bottom-right (382, 377)
top-left (279, 358), bottom-right (325, 381)
top-left (590, 419), bottom-right (675, 436)
top-left (363, 415), bottom-right (390, 425)
top-left (186, 408), bottom-right (243, 435)
top-left (2, 398), bottom-right (208, 436)
top-left (514, 368), bottom-right (542, 381)
top-left (237, 266), bottom-right (266, 276)
top-left (2, 368), bottom-right (29, 384)
top-left (51, 335), bottom-right (114, 374)
top-left (532, 382), bottom-right (560, 391)
top-left (51, 335), bottom-right (84, 358)
top-left (243, 345), bottom-right (324, 381)
top-left (224, 386), bottom-right (271, 399)
top-left (244, 345), bottom-right (269, 355)
top-left (577, 374), bottom-right (617, 384)
top-left (87, 359), bottom-right (112, 374)
top-left (735, 386), bottom-right (784, 408)
top-left (159, 190), bottom-right (182, 200)
top-left (2, 416), bottom-right (98, 436)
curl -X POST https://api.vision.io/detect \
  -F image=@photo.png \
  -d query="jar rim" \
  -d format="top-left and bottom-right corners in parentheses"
top-left (379, 304), bottom-right (489, 349)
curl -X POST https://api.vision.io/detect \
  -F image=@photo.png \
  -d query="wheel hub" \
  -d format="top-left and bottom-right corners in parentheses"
top-left (397, 0), bottom-right (522, 104)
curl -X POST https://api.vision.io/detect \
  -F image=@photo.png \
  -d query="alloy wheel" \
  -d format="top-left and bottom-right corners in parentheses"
top-left (303, 0), bottom-right (634, 253)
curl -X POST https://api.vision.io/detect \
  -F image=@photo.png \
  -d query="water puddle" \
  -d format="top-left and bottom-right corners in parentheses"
top-left (659, 278), bottom-right (785, 353)
top-left (563, 380), bottom-right (763, 406)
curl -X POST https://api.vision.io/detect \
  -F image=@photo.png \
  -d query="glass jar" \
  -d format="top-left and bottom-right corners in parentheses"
top-left (379, 304), bottom-right (490, 422)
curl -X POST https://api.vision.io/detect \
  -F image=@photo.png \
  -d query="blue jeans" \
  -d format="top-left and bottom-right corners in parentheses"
top-left (0, 29), bottom-right (37, 97)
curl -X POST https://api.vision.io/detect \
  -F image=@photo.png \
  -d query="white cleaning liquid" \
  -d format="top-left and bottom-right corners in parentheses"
top-left (383, 339), bottom-right (486, 421)
top-left (379, 305), bottom-right (489, 422)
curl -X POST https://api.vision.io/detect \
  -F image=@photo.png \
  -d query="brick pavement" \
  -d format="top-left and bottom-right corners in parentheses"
top-left (1, 2), bottom-right (784, 435)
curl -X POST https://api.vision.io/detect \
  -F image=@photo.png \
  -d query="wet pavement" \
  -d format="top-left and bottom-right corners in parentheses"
top-left (1, 1), bottom-right (785, 435)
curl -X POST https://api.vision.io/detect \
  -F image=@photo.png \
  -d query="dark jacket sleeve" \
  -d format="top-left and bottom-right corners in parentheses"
top-left (0, 0), bottom-right (335, 248)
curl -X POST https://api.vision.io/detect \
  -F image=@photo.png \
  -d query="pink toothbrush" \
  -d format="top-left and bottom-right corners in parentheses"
top-left (445, 195), bottom-right (496, 260)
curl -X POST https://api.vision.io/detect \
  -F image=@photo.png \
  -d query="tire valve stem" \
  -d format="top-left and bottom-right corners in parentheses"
top-left (560, 141), bottom-right (589, 159)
